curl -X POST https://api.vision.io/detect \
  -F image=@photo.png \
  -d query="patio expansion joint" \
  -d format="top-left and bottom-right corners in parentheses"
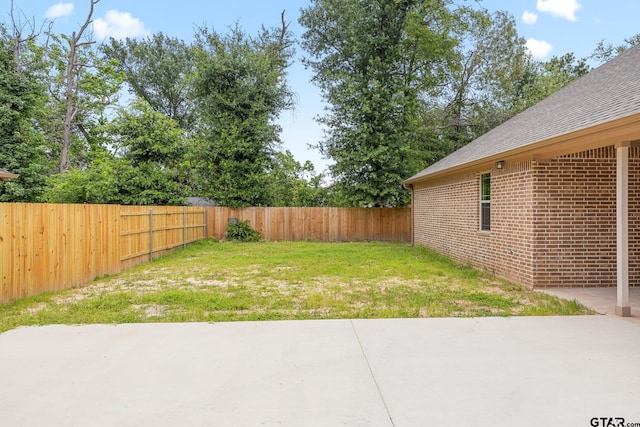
top-left (350, 320), bottom-right (395, 427)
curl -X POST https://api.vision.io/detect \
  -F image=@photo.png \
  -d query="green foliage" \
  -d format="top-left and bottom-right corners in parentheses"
top-left (189, 22), bottom-right (295, 208)
top-left (300, 0), bottom-right (461, 207)
top-left (428, 9), bottom-right (530, 155)
top-left (105, 101), bottom-right (187, 167)
top-left (0, 32), bottom-right (49, 202)
top-left (3, 3), bottom-right (626, 209)
top-left (300, 1), bottom-right (596, 197)
top-left (591, 33), bottom-right (640, 64)
top-left (509, 52), bottom-right (590, 114)
top-left (43, 157), bottom-right (187, 205)
top-left (43, 103), bottom-right (188, 205)
top-left (224, 220), bottom-right (260, 242)
top-left (43, 31), bottom-right (124, 172)
top-left (101, 33), bottom-right (197, 129)
top-left (269, 150), bottom-right (327, 206)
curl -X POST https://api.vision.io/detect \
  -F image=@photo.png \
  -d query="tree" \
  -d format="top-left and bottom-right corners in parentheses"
top-left (43, 101), bottom-right (188, 205)
top-left (269, 150), bottom-right (327, 206)
top-left (300, 0), bottom-right (458, 207)
top-left (0, 28), bottom-right (48, 201)
top-left (45, 0), bottom-right (122, 172)
top-left (428, 9), bottom-right (529, 155)
top-left (105, 101), bottom-right (186, 167)
top-left (62, 0), bottom-right (97, 172)
top-left (509, 52), bottom-right (590, 114)
top-left (44, 156), bottom-right (187, 205)
top-left (6, 0), bottom-right (51, 74)
top-left (101, 33), bottom-right (197, 130)
top-left (190, 16), bottom-right (294, 208)
top-left (591, 33), bottom-right (640, 64)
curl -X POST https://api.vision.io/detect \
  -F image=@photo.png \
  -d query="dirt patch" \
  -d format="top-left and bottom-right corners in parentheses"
top-left (182, 277), bottom-right (231, 289)
top-left (23, 302), bottom-right (49, 314)
top-left (53, 292), bottom-right (89, 305)
top-left (131, 304), bottom-right (169, 318)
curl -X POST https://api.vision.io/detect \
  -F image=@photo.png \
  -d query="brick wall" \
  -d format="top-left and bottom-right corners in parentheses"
top-left (413, 161), bottom-right (535, 287)
top-left (533, 147), bottom-right (617, 287)
top-left (492, 162), bottom-right (536, 286)
top-left (413, 172), bottom-right (479, 266)
top-left (412, 145), bottom-right (640, 288)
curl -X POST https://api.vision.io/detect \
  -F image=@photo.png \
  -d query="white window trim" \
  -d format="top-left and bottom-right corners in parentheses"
top-left (479, 172), bottom-right (491, 233)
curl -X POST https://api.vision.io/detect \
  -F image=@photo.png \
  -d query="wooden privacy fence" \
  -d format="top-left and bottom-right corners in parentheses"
top-left (207, 207), bottom-right (411, 242)
top-left (1, 203), bottom-right (120, 303)
top-left (119, 206), bottom-right (206, 270)
top-left (0, 204), bottom-right (410, 303)
top-left (1, 204), bottom-right (206, 303)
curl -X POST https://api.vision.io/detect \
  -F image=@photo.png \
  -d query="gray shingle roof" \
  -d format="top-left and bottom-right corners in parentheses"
top-left (406, 44), bottom-right (640, 182)
top-left (0, 168), bottom-right (18, 178)
top-left (187, 196), bottom-right (218, 207)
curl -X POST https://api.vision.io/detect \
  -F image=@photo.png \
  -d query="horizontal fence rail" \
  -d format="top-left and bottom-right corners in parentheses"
top-left (0, 204), bottom-right (410, 304)
top-left (119, 206), bottom-right (206, 270)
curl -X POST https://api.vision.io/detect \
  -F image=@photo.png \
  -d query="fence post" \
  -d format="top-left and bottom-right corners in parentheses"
top-left (183, 206), bottom-right (187, 248)
top-left (149, 208), bottom-right (153, 262)
top-left (203, 208), bottom-right (208, 239)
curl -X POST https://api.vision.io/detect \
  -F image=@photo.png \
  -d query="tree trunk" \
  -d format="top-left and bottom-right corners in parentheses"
top-left (59, 0), bottom-right (99, 173)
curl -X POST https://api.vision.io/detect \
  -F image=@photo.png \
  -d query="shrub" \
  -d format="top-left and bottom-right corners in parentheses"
top-left (224, 220), bottom-right (260, 242)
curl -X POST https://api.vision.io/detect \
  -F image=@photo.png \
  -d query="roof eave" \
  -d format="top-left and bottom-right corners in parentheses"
top-left (403, 112), bottom-right (640, 186)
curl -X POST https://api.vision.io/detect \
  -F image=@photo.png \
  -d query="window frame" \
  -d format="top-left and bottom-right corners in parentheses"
top-left (479, 172), bottom-right (491, 232)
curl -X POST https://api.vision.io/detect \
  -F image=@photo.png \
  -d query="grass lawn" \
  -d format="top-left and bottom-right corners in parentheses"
top-left (0, 240), bottom-right (592, 333)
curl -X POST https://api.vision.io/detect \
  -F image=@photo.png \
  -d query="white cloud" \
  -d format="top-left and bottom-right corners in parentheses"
top-left (92, 10), bottom-right (150, 40)
top-left (536, 0), bottom-right (582, 21)
top-left (593, 17), bottom-right (601, 24)
top-left (526, 38), bottom-right (553, 59)
top-left (522, 10), bottom-right (539, 24)
top-left (45, 3), bottom-right (74, 19)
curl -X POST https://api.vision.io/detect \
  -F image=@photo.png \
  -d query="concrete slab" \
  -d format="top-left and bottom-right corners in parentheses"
top-left (0, 317), bottom-right (639, 427)
top-left (0, 321), bottom-right (390, 427)
top-left (354, 317), bottom-right (640, 427)
top-left (539, 287), bottom-right (640, 323)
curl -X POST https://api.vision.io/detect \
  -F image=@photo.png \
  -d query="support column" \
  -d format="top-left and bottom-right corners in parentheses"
top-left (616, 143), bottom-right (631, 317)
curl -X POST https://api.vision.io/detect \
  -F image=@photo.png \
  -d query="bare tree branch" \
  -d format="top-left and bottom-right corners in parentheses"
top-left (8, 0), bottom-right (49, 73)
top-left (275, 10), bottom-right (293, 52)
top-left (60, 0), bottom-right (101, 172)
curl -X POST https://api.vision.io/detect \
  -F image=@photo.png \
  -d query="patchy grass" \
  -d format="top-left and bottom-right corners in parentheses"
top-left (0, 240), bottom-right (592, 333)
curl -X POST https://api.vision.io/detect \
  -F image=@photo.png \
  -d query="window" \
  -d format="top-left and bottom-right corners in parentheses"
top-left (480, 173), bottom-right (491, 231)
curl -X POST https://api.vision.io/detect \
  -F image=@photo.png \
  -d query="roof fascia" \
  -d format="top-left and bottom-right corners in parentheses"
top-left (404, 112), bottom-right (640, 185)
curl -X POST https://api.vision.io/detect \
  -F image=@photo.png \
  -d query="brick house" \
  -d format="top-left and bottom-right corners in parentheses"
top-left (403, 45), bottom-right (640, 317)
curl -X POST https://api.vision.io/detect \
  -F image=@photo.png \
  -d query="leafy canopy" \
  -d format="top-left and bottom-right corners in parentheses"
top-left (190, 21), bottom-right (295, 208)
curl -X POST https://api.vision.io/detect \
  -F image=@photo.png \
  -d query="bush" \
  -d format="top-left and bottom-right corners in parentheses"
top-left (224, 220), bottom-right (260, 242)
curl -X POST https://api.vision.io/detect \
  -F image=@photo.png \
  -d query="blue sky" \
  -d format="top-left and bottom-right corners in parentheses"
top-left (5, 0), bottom-right (639, 173)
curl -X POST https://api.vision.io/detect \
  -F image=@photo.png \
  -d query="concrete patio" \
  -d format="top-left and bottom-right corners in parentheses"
top-left (539, 286), bottom-right (640, 323)
top-left (1, 317), bottom-right (639, 427)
